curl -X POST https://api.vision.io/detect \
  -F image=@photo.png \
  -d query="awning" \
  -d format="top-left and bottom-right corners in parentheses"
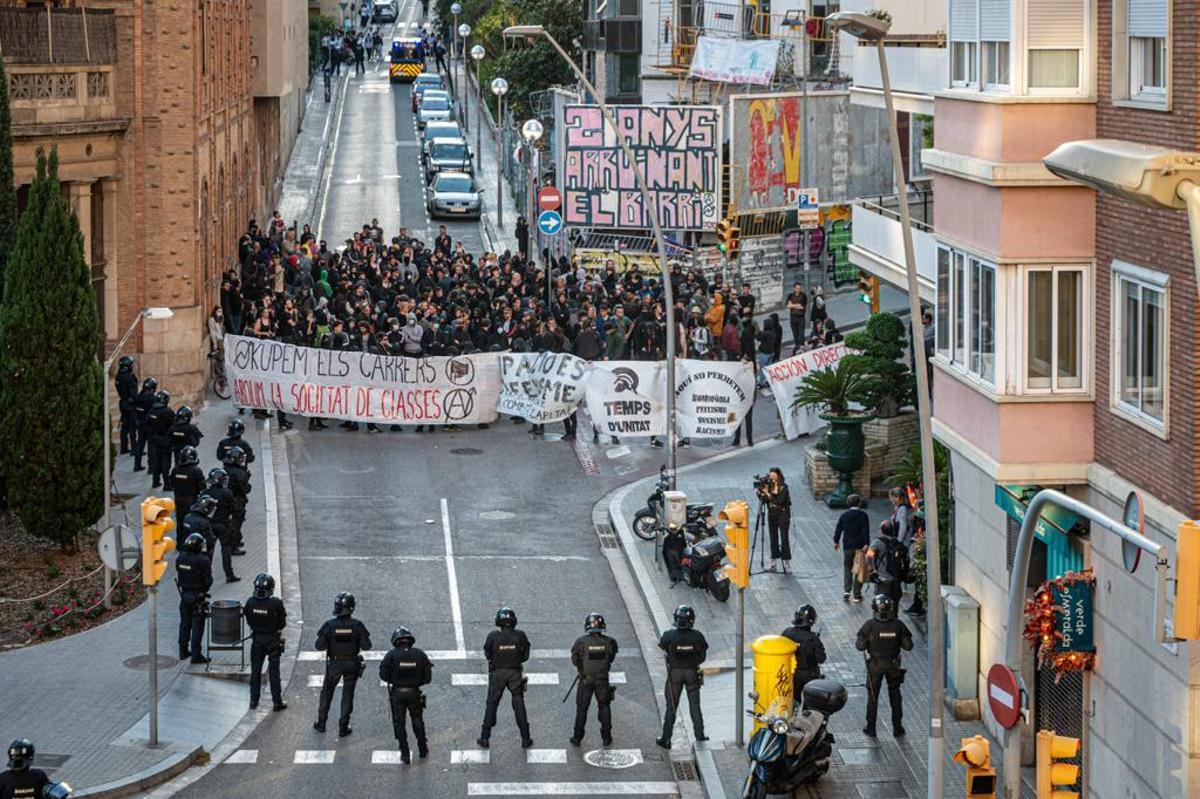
top-left (993, 484), bottom-right (1083, 542)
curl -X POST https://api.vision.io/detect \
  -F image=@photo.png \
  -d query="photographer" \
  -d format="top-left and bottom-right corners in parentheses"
top-left (756, 468), bottom-right (792, 572)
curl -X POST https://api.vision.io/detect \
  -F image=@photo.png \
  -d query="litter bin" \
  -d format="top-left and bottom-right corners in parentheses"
top-left (209, 599), bottom-right (242, 645)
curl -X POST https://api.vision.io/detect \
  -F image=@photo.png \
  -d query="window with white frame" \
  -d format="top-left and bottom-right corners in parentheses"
top-left (1121, 0), bottom-right (1168, 102)
top-left (952, 41), bottom-right (978, 85)
top-left (936, 244), bottom-right (997, 384)
top-left (1113, 262), bottom-right (1167, 426)
top-left (983, 41), bottom-right (1010, 86)
top-left (1027, 0), bottom-right (1084, 91)
top-left (1026, 267), bottom-right (1085, 392)
top-left (1130, 36), bottom-right (1166, 97)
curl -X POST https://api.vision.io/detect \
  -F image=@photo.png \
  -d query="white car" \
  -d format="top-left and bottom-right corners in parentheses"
top-left (426, 171), bottom-right (481, 218)
top-left (416, 90), bottom-right (452, 129)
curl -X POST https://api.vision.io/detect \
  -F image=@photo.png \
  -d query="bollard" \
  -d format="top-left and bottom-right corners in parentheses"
top-left (750, 634), bottom-right (797, 731)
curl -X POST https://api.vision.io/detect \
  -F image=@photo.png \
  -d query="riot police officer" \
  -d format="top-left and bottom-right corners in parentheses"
top-left (181, 497), bottom-right (218, 556)
top-left (169, 406), bottom-right (203, 473)
top-left (170, 446), bottom-right (205, 521)
top-left (146, 390), bottom-right (175, 489)
top-left (175, 533), bottom-right (213, 664)
top-left (243, 573), bottom-right (287, 712)
top-left (0, 738), bottom-right (50, 798)
top-left (223, 446), bottom-right (251, 553)
top-left (657, 605), bottom-right (708, 749)
top-left (569, 612), bottom-right (618, 746)
top-left (478, 607), bottom-right (533, 749)
top-left (201, 468), bottom-right (239, 569)
top-left (116, 355), bottom-right (138, 455)
top-left (314, 592), bottom-right (372, 736)
top-left (216, 419), bottom-right (256, 465)
top-left (855, 594), bottom-right (913, 737)
top-left (132, 377), bottom-right (158, 471)
top-left (781, 604), bottom-right (826, 700)
top-left (379, 627), bottom-right (433, 763)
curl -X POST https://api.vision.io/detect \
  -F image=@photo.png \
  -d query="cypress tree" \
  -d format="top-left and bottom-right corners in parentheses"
top-left (0, 148), bottom-right (104, 547)
top-left (0, 59), bottom-right (15, 302)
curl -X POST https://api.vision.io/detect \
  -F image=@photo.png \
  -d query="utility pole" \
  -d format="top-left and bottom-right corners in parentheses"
top-left (800, 12), bottom-right (811, 297)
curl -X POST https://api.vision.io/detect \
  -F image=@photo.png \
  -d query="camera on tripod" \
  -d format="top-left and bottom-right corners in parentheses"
top-left (753, 474), bottom-right (770, 491)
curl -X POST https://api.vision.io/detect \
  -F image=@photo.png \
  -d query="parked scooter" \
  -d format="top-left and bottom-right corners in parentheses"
top-left (632, 467), bottom-right (716, 541)
top-left (664, 531), bottom-right (731, 602)
top-left (742, 680), bottom-right (847, 798)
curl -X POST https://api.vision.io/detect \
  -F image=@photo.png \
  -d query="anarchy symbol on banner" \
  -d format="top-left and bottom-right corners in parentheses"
top-left (445, 357), bottom-right (475, 385)
top-left (443, 388), bottom-right (476, 421)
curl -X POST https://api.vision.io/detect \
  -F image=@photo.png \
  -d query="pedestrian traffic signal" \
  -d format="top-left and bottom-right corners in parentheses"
top-left (857, 271), bottom-right (880, 314)
top-left (1036, 730), bottom-right (1080, 799)
top-left (953, 735), bottom-right (996, 797)
top-left (719, 500), bottom-right (750, 589)
top-left (1173, 520), bottom-right (1200, 638)
top-left (141, 497), bottom-right (177, 587)
top-left (716, 218), bottom-right (741, 259)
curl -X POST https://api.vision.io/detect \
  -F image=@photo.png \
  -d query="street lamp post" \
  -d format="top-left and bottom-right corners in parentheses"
top-left (503, 24), bottom-right (681, 487)
top-left (826, 12), bottom-right (945, 799)
top-left (102, 307), bottom-right (173, 608)
top-left (522, 118), bottom-right (544, 292)
top-left (491, 77), bottom-right (509, 230)
top-left (457, 23), bottom-right (472, 133)
top-left (471, 44), bottom-right (485, 158)
top-left (450, 2), bottom-right (461, 85)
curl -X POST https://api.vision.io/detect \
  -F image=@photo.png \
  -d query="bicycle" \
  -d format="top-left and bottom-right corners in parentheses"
top-left (209, 349), bottom-right (232, 400)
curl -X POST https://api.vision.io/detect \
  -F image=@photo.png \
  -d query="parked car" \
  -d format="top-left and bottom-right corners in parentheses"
top-left (411, 73), bottom-right (446, 111)
top-left (416, 91), bottom-right (452, 129)
top-left (422, 121), bottom-right (463, 154)
top-left (426, 171), bottom-right (481, 218)
top-left (373, 2), bottom-right (397, 22)
top-left (425, 137), bottom-right (473, 182)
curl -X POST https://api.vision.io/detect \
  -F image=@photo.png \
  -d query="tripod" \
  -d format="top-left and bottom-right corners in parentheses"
top-left (748, 495), bottom-right (790, 576)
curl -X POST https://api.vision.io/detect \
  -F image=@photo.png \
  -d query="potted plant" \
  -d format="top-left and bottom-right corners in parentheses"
top-left (792, 359), bottom-right (874, 508)
top-left (842, 312), bottom-right (915, 419)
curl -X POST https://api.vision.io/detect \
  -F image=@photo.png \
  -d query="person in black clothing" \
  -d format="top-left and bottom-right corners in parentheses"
top-left (216, 419), bottom-right (256, 465)
top-left (478, 607), bottom-right (533, 749)
top-left (146, 390), bottom-right (175, 488)
top-left (0, 739), bottom-right (51, 799)
top-left (175, 533), bottom-right (213, 663)
top-left (170, 446), bottom-right (205, 523)
top-left (833, 494), bottom-right (871, 602)
top-left (181, 496), bottom-right (218, 556)
top-left (856, 594), bottom-right (913, 737)
top-left (785, 282), bottom-right (807, 355)
top-left (116, 356), bottom-right (139, 455)
top-left (201, 469), bottom-right (238, 576)
top-left (756, 467), bottom-right (792, 572)
top-left (570, 612), bottom-right (619, 746)
top-left (732, 351), bottom-right (756, 447)
top-left (656, 605), bottom-right (708, 748)
top-left (379, 626), bottom-right (434, 762)
top-left (223, 446), bottom-right (252, 556)
top-left (515, 216), bottom-right (529, 258)
top-left (781, 604), bottom-right (826, 700)
top-left (314, 592), bottom-right (373, 736)
top-left (244, 573), bottom-right (288, 711)
top-left (169, 406), bottom-right (203, 474)
top-left (133, 377), bottom-right (158, 471)
top-left (868, 520), bottom-right (906, 606)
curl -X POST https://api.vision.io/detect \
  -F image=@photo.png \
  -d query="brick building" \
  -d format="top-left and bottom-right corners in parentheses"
top-left (1, 0), bottom-right (307, 403)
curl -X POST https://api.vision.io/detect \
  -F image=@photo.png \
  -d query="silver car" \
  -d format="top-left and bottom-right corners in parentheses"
top-left (416, 90), bottom-right (452, 129)
top-left (427, 171), bottom-right (481, 218)
top-left (425, 137), bottom-right (473, 182)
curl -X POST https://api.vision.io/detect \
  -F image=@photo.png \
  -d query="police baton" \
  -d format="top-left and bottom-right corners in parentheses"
top-left (562, 674), bottom-right (579, 703)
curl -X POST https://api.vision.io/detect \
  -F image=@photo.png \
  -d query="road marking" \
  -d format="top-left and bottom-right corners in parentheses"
top-left (371, 750), bottom-right (408, 764)
top-left (526, 749), bottom-right (568, 764)
top-left (466, 783), bottom-right (679, 796)
top-left (294, 750), bottom-right (336, 764)
top-left (452, 672), bottom-right (560, 686)
top-left (297, 648), bottom-right (579, 662)
top-left (307, 675), bottom-right (391, 688)
top-left (452, 749), bottom-right (491, 764)
top-left (224, 749), bottom-right (258, 764)
top-left (299, 554), bottom-right (593, 562)
top-left (441, 497), bottom-right (467, 655)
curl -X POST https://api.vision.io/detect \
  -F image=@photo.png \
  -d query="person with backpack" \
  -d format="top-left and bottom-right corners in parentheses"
top-left (867, 520), bottom-right (909, 606)
top-left (833, 494), bottom-right (871, 602)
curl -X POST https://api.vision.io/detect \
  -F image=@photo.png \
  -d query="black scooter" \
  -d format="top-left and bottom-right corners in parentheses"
top-left (742, 680), bottom-right (847, 798)
top-left (632, 467), bottom-right (716, 541)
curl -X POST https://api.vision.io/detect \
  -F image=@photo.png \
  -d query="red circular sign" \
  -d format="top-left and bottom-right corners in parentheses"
top-left (538, 186), bottom-right (562, 212)
top-left (986, 663), bottom-right (1021, 729)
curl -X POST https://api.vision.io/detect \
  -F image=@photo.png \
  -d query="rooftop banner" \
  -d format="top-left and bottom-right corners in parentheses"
top-left (689, 36), bottom-right (781, 86)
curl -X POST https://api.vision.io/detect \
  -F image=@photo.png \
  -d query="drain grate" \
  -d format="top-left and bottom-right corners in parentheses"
top-left (671, 760), bottom-right (698, 781)
top-left (594, 522), bottom-right (619, 550)
top-left (450, 448), bottom-right (483, 455)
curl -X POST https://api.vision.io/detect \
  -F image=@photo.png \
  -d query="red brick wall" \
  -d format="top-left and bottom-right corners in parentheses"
top-left (1093, 0), bottom-right (1199, 516)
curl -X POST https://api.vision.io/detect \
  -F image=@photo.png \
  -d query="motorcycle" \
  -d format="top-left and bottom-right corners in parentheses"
top-left (742, 679), bottom-right (847, 798)
top-left (665, 533), bottom-right (731, 602)
top-left (632, 467), bottom-right (716, 542)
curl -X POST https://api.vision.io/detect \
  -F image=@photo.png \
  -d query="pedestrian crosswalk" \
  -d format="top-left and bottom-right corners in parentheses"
top-left (305, 672), bottom-right (629, 687)
top-left (224, 747), bottom-right (647, 767)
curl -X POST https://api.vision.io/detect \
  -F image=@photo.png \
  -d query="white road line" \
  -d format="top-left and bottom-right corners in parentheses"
top-left (526, 749), bottom-right (568, 764)
top-left (224, 750), bottom-right (258, 764)
top-left (307, 675), bottom-right (390, 688)
top-left (294, 750), bottom-right (337, 764)
top-left (452, 673), bottom-right (560, 686)
top-left (467, 783), bottom-right (679, 796)
top-left (297, 648), bottom-right (577, 662)
top-left (371, 750), bottom-right (407, 764)
top-left (442, 497), bottom-right (467, 655)
top-left (452, 749), bottom-right (491, 764)
top-left (299, 554), bottom-right (593, 562)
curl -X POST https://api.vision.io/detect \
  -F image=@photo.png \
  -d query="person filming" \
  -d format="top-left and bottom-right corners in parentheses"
top-left (756, 468), bottom-right (792, 573)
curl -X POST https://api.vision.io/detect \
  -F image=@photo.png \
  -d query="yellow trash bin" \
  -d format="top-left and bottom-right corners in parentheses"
top-left (750, 634), bottom-right (797, 730)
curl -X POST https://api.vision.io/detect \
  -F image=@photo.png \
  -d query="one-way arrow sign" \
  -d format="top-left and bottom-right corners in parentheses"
top-left (537, 210), bottom-right (563, 236)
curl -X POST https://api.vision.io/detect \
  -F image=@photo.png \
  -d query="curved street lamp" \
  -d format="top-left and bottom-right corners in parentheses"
top-left (457, 23), bottom-right (472, 131)
top-left (471, 44), bottom-right (486, 159)
top-left (491, 77), bottom-right (509, 228)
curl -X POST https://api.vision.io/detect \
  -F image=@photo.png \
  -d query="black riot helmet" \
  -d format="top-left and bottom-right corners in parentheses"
top-left (7, 738), bottom-right (34, 771)
top-left (872, 594), bottom-right (896, 622)
top-left (585, 612), bottom-right (606, 634)
top-left (118, 355), bottom-right (134, 370)
top-left (223, 445), bottom-right (247, 468)
top-left (673, 604), bottom-right (696, 629)
top-left (391, 627), bottom-right (415, 647)
top-left (334, 592), bottom-right (356, 616)
top-left (495, 607), bottom-right (517, 628)
top-left (190, 496), bottom-right (218, 518)
top-left (206, 467), bottom-right (229, 489)
top-left (176, 406), bottom-right (194, 424)
top-left (253, 573), bottom-right (275, 599)
top-left (155, 390), bottom-right (171, 406)
top-left (142, 377), bottom-right (158, 392)
top-left (182, 532), bottom-right (206, 553)
top-left (793, 604), bottom-right (817, 629)
top-left (227, 419), bottom-right (246, 437)
top-left (178, 445), bottom-right (199, 467)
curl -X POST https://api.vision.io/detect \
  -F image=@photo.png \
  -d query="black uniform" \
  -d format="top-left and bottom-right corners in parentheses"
top-left (570, 632), bottom-right (618, 743)
top-left (379, 644), bottom-right (434, 757)
top-left (855, 616), bottom-right (914, 735)
top-left (146, 402), bottom-right (175, 488)
top-left (116, 367), bottom-right (139, 454)
top-left (314, 616), bottom-right (372, 732)
top-left (781, 625), bottom-right (827, 699)
top-left (217, 435), bottom-right (256, 465)
top-left (181, 511), bottom-right (214, 554)
top-left (175, 549), bottom-right (213, 659)
top-left (0, 767), bottom-right (50, 798)
top-left (171, 464), bottom-right (206, 523)
top-left (658, 628), bottom-right (708, 741)
top-left (201, 484), bottom-right (238, 580)
top-left (169, 419), bottom-right (203, 471)
top-left (133, 387), bottom-right (157, 469)
top-left (480, 628), bottom-right (532, 744)
top-left (226, 464), bottom-right (251, 548)
top-left (243, 595), bottom-right (287, 708)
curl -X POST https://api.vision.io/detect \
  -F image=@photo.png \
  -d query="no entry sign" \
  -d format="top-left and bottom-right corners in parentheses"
top-left (538, 186), bottom-right (562, 212)
top-left (986, 663), bottom-right (1021, 729)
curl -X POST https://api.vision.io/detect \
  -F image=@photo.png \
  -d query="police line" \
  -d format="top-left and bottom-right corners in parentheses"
top-left (224, 335), bottom-right (759, 438)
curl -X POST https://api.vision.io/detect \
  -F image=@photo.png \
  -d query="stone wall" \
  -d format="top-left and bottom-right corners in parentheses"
top-left (803, 440), bottom-right (886, 499)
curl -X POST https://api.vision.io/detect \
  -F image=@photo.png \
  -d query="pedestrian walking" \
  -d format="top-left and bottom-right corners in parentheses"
top-left (656, 605), bottom-right (708, 748)
top-left (115, 356), bottom-right (138, 454)
top-left (379, 626), bottom-right (433, 763)
top-left (478, 607), bottom-right (534, 749)
top-left (855, 595), bottom-right (913, 737)
top-left (867, 519), bottom-right (908, 606)
top-left (781, 605), bottom-right (826, 699)
top-left (833, 494), bottom-right (871, 602)
top-left (569, 612), bottom-right (618, 746)
top-left (175, 532), bottom-right (213, 664)
top-left (244, 573), bottom-right (288, 712)
top-left (314, 592), bottom-right (373, 736)
top-left (756, 468), bottom-right (792, 572)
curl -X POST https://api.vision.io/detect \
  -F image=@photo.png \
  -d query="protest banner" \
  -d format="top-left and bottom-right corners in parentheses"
top-left (584, 361), bottom-right (668, 437)
top-left (674, 360), bottom-right (756, 438)
top-left (763, 343), bottom-right (850, 439)
top-left (497, 352), bottom-right (591, 423)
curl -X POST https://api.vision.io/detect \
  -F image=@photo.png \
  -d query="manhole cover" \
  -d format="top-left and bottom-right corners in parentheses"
top-left (450, 448), bottom-right (483, 455)
top-left (124, 655), bottom-right (178, 670)
top-left (855, 781), bottom-right (908, 799)
top-left (479, 510), bottom-right (516, 520)
top-left (584, 749), bottom-right (643, 769)
top-left (838, 746), bottom-right (884, 765)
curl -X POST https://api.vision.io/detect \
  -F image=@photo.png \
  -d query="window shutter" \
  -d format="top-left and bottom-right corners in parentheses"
top-left (1128, 0), bottom-right (1167, 38)
top-left (980, 0), bottom-right (1010, 40)
top-left (1027, 0), bottom-right (1083, 48)
top-left (950, 0), bottom-right (979, 41)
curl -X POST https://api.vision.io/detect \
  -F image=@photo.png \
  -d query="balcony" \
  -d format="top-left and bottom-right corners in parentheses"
top-left (848, 192), bottom-right (937, 302)
top-left (850, 43), bottom-right (946, 114)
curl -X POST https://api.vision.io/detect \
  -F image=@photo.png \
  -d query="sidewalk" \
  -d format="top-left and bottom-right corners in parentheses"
top-left (0, 407), bottom-right (281, 796)
top-left (276, 70), bottom-right (351, 233)
top-left (464, 65), bottom-right (520, 254)
top-left (607, 437), bottom-right (1015, 799)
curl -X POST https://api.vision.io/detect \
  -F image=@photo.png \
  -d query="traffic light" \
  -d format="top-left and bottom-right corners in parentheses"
top-left (953, 735), bottom-right (996, 797)
top-left (719, 500), bottom-right (750, 589)
top-left (141, 497), bottom-right (177, 587)
top-left (1036, 730), bottom-right (1080, 799)
top-left (1174, 520), bottom-right (1200, 638)
top-left (857, 271), bottom-right (881, 314)
top-left (716, 218), bottom-right (740, 259)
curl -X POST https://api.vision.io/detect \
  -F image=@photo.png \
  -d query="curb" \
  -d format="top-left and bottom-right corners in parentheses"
top-left (74, 745), bottom-right (203, 799)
